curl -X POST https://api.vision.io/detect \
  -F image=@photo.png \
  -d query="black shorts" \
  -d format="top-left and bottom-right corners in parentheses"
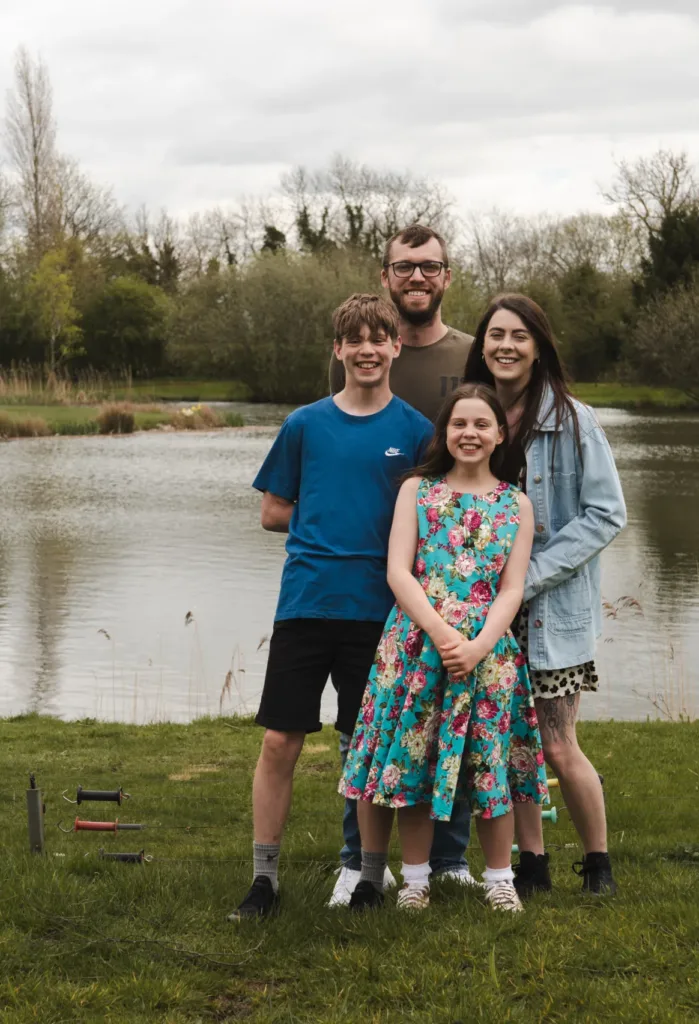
top-left (255, 618), bottom-right (384, 735)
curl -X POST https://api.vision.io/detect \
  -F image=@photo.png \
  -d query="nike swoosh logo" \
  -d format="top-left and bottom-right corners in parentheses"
top-left (385, 448), bottom-right (403, 457)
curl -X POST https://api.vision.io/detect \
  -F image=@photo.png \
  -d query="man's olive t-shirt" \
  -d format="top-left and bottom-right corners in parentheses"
top-left (328, 326), bottom-right (473, 423)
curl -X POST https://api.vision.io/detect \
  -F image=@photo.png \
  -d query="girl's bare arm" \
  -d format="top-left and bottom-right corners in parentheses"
top-left (387, 479), bottom-right (459, 649)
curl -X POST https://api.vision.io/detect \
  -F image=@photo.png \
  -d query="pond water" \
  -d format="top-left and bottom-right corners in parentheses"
top-left (1, 404), bottom-right (697, 723)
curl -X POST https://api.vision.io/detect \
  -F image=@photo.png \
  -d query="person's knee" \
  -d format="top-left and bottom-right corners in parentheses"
top-left (542, 735), bottom-right (578, 776)
top-left (260, 729), bottom-right (305, 771)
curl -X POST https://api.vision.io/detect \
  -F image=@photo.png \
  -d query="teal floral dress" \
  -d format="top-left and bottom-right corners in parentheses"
top-left (339, 477), bottom-right (548, 821)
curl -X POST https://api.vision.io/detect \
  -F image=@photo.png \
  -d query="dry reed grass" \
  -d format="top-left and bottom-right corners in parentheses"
top-left (96, 403), bottom-right (136, 434)
top-left (0, 365), bottom-right (133, 405)
top-left (0, 412), bottom-right (52, 438)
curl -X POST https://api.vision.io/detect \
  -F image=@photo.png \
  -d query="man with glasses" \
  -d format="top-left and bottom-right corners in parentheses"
top-left (330, 224), bottom-right (471, 421)
top-left (328, 224), bottom-right (477, 905)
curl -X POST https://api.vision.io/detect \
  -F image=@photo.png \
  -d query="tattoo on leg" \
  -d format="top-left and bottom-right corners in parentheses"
top-left (541, 694), bottom-right (578, 744)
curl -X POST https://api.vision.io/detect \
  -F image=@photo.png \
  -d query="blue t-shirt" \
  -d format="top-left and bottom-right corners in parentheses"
top-left (253, 396), bottom-right (433, 622)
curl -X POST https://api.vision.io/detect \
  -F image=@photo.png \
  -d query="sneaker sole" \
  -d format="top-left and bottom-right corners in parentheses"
top-left (513, 885), bottom-right (553, 899)
top-left (227, 901), bottom-right (280, 922)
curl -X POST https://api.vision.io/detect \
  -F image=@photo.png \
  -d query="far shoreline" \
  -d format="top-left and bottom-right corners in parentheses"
top-left (1, 381), bottom-right (697, 441)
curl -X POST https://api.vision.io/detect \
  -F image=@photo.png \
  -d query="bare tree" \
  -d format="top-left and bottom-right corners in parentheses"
top-left (205, 206), bottom-right (245, 266)
top-left (281, 154), bottom-right (455, 255)
top-left (181, 212), bottom-right (210, 276)
top-left (49, 155), bottom-right (123, 252)
top-left (465, 209), bottom-right (542, 292)
top-left (4, 46), bottom-right (57, 257)
top-left (602, 149), bottom-right (699, 238)
top-left (180, 198), bottom-right (282, 274)
top-left (0, 168), bottom-right (12, 245)
top-left (547, 212), bottom-right (642, 277)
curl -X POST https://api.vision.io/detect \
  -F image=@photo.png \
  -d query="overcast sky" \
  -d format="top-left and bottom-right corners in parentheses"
top-left (1, 1), bottom-right (698, 224)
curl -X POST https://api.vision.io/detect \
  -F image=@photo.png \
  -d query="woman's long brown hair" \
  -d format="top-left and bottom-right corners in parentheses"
top-left (462, 293), bottom-right (581, 482)
top-left (408, 382), bottom-right (510, 482)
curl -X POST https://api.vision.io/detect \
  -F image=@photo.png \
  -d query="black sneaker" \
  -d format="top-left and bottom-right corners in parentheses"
top-left (513, 851), bottom-right (552, 898)
top-left (349, 880), bottom-right (385, 912)
top-left (227, 876), bottom-right (280, 921)
top-left (573, 852), bottom-right (617, 895)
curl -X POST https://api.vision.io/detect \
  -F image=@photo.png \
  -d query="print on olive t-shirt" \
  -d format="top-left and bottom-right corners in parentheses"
top-left (328, 326), bottom-right (473, 423)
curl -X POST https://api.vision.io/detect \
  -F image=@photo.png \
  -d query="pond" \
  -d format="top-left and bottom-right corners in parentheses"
top-left (1, 404), bottom-right (697, 723)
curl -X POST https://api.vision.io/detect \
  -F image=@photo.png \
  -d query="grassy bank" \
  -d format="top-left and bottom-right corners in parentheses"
top-left (2, 366), bottom-right (698, 414)
top-left (0, 716), bottom-right (697, 1023)
top-left (0, 403), bottom-right (244, 438)
top-left (571, 383), bottom-right (698, 410)
top-left (0, 370), bottom-right (251, 406)
top-left (128, 381), bottom-right (695, 411)
top-left (119, 379), bottom-right (251, 403)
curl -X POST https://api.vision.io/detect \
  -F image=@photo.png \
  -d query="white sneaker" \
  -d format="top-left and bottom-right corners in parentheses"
top-left (484, 880), bottom-right (523, 913)
top-left (434, 866), bottom-right (485, 890)
top-left (327, 864), bottom-right (396, 907)
top-left (397, 883), bottom-right (430, 910)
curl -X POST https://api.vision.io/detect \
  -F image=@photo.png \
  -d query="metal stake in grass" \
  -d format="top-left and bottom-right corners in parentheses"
top-left (26, 774), bottom-right (45, 854)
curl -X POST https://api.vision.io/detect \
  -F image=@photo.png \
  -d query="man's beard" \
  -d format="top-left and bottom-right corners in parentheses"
top-left (389, 285), bottom-right (444, 327)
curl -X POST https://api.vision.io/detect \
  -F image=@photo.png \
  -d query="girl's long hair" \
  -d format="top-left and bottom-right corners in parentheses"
top-left (462, 293), bottom-right (581, 482)
top-left (409, 382), bottom-right (509, 481)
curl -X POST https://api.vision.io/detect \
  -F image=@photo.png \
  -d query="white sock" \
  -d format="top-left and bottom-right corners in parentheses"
top-left (483, 865), bottom-right (514, 889)
top-left (402, 861), bottom-right (431, 887)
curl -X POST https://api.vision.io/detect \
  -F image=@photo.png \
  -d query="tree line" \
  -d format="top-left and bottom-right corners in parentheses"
top-left (1, 47), bottom-right (699, 403)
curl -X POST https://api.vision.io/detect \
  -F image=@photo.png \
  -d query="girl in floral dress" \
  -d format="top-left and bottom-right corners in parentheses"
top-left (339, 383), bottom-right (548, 913)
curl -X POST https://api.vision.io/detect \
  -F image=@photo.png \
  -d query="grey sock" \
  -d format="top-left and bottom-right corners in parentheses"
top-left (253, 842), bottom-right (280, 892)
top-left (360, 849), bottom-right (387, 892)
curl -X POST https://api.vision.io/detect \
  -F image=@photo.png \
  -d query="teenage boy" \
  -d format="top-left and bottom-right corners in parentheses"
top-left (229, 293), bottom-right (433, 921)
top-left (328, 225), bottom-right (478, 906)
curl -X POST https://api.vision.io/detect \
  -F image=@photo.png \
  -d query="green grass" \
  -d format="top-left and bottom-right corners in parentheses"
top-left (129, 381), bottom-right (694, 410)
top-left (0, 404), bottom-right (243, 437)
top-left (0, 374), bottom-right (251, 406)
top-left (0, 716), bottom-right (697, 1023)
top-left (2, 375), bottom-right (696, 413)
top-left (126, 381), bottom-right (697, 411)
top-left (0, 404), bottom-right (170, 435)
top-left (571, 383), bottom-right (698, 410)
top-left (129, 381), bottom-right (695, 410)
top-left (117, 379), bottom-right (251, 403)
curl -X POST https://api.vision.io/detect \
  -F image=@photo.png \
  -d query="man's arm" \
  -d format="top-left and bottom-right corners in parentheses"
top-left (260, 492), bottom-right (295, 533)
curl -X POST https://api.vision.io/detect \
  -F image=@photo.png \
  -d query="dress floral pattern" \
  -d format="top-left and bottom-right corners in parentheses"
top-left (339, 477), bottom-right (548, 820)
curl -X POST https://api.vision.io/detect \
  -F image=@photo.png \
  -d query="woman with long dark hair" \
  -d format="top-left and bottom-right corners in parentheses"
top-left (464, 294), bottom-right (626, 896)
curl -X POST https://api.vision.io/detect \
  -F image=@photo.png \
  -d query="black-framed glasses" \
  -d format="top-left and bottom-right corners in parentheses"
top-left (384, 260), bottom-right (446, 278)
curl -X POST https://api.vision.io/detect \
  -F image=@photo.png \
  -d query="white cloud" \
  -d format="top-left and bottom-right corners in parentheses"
top-left (0, 1), bottom-right (698, 223)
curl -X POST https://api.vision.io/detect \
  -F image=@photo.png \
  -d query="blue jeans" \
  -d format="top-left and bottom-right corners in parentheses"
top-left (338, 733), bottom-right (471, 873)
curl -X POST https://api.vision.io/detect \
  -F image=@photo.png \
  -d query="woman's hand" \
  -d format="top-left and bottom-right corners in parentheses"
top-left (438, 634), bottom-right (485, 679)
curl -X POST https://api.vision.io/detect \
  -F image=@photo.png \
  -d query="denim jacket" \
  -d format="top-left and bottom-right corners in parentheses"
top-left (523, 388), bottom-right (626, 670)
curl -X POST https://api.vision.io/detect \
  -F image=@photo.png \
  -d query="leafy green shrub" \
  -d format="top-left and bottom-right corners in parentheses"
top-left (81, 277), bottom-right (170, 375)
top-left (626, 276), bottom-right (699, 401)
top-left (237, 250), bottom-right (375, 403)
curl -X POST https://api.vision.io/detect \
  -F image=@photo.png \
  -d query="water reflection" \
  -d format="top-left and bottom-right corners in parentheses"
top-left (0, 407), bottom-right (697, 723)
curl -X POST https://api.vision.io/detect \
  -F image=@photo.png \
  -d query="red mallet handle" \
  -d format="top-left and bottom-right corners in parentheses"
top-left (74, 818), bottom-right (118, 832)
